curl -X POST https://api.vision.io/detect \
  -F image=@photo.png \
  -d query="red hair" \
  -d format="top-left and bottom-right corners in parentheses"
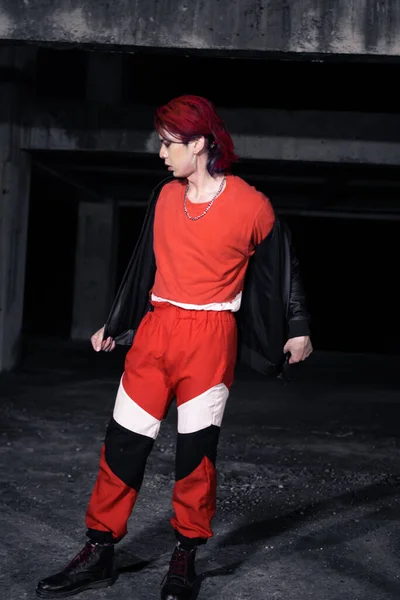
top-left (154, 95), bottom-right (237, 175)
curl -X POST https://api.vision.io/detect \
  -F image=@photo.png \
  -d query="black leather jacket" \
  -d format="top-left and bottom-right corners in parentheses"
top-left (104, 177), bottom-right (310, 377)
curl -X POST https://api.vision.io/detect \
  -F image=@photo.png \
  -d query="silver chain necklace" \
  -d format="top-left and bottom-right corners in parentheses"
top-left (183, 176), bottom-right (226, 221)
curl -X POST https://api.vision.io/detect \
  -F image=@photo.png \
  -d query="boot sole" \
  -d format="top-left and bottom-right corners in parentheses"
top-left (35, 574), bottom-right (118, 598)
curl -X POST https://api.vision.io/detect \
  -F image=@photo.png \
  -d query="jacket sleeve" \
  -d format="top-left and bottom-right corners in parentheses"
top-left (285, 223), bottom-right (311, 339)
top-left (103, 177), bottom-right (172, 345)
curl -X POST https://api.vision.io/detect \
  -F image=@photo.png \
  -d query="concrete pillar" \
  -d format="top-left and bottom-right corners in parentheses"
top-left (0, 47), bottom-right (35, 372)
top-left (71, 201), bottom-right (117, 341)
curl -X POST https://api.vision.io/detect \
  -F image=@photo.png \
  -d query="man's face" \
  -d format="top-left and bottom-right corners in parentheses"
top-left (158, 130), bottom-right (197, 178)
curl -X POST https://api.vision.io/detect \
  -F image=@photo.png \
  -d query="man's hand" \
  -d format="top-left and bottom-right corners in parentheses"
top-left (283, 336), bottom-right (313, 364)
top-left (91, 326), bottom-right (116, 353)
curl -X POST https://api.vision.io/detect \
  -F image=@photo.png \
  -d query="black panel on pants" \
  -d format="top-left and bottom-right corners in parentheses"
top-left (175, 425), bottom-right (220, 481)
top-left (104, 417), bottom-right (154, 490)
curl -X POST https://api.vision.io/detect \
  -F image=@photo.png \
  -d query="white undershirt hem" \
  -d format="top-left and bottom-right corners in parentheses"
top-left (151, 291), bottom-right (242, 312)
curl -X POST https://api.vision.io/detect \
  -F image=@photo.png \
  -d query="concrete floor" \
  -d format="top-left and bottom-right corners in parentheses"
top-left (1, 337), bottom-right (400, 600)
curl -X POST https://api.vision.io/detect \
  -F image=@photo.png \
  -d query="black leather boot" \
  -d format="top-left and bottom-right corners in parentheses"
top-left (36, 540), bottom-right (117, 598)
top-left (161, 543), bottom-right (197, 600)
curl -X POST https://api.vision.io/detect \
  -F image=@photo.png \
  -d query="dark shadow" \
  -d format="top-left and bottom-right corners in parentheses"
top-left (218, 477), bottom-right (400, 548)
top-left (117, 558), bottom-right (153, 575)
top-left (191, 561), bottom-right (244, 600)
top-left (324, 555), bottom-right (400, 598)
top-left (211, 477), bottom-right (400, 598)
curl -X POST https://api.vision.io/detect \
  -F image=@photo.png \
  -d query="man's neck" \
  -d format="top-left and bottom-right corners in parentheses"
top-left (186, 171), bottom-right (225, 204)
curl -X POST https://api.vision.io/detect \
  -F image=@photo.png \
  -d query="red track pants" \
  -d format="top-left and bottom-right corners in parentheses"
top-left (85, 303), bottom-right (237, 546)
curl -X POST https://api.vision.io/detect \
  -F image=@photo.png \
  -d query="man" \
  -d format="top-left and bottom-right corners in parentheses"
top-left (36, 95), bottom-right (312, 600)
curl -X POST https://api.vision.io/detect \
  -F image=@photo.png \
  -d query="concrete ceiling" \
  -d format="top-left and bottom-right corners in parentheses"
top-left (0, 0), bottom-right (399, 58)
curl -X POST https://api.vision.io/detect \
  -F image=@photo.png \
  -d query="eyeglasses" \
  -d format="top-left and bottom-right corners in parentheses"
top-left (159, 138), bottom-right (187, 147)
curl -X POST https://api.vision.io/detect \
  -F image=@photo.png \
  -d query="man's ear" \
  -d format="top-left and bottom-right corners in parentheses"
top-left (193, 136), bottom-right (206, 154)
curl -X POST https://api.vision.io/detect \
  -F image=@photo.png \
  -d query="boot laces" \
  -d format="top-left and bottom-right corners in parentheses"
top-left (170, 548), bottom-right (189, 579)
top-left (65, 541), bottom-right (98, 571)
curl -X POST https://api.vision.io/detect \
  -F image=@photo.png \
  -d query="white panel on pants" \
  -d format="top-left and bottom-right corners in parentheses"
top-left (177, 383), bottom-right (229, 434)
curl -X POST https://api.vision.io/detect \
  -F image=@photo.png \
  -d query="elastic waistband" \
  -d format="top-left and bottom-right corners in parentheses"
top-left (150, 300), bottom-right (235, 322)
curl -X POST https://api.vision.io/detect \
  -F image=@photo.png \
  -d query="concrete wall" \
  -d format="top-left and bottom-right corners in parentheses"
top-left (0, 48), bottom-right (33, 371)
top-left (22, 102), bottom-right (400, 166)
top-left (0, 0), bottom-right (399, 57)
top-left (71, 201), bottom-right (117, 341)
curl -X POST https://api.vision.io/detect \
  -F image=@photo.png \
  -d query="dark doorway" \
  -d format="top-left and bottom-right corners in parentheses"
top-left (283, 213), bottom-right (399, 355)
top-left (23, 162), bottom-right (79, 339)
top-left (22, 151), bottom-right (400, 356)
